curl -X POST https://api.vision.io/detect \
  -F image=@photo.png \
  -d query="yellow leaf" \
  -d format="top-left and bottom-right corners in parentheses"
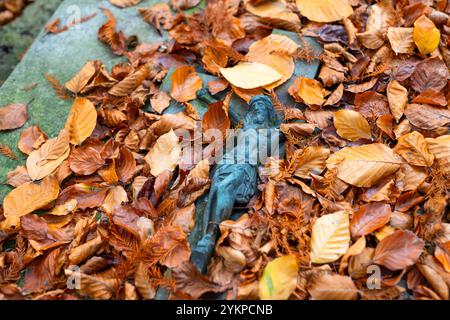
top-left (413, 15), bottom-right (440, 55)
top-left (26, 129), bottom-right (70, 180)
top-left (145, 130), bottom-right (181, 176)
top-left (333, 110), bottom-right (372, 141)
top-left (219, 62), bottom-right (282, 89)
top-left (326, 143), bottom-right (403, 187)
top-left (65, 97), bottom-right (97, 145)
top-left (387, 27), bottom-right (415, 55)
top-left (295, 0), bottom-right (353, 23)
top-left (293, 146), bottom-right (330, 179)
top-left (65, 61), bottom-right (97, 94)
top-left (259, 255), bottom-right (298, 300)
top-left (387, 80), bottom-right (408, 122)
top-left (395, 131), bottom-right (434, 167)
top-left (3, 176), bottom-right (59, 219)
top-left (310, 211), bottom-right (350, 264)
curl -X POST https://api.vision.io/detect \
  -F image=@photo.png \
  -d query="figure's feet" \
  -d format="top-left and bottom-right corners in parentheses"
top-left (190, 234), bottom-right (215, 274)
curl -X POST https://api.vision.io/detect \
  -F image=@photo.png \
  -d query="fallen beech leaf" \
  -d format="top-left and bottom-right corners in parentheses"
top-left (109, 0), bottom-right (142, 8)
top-left (139, 3), bottom-right (173, 34)
top-left (394, 131), bottom-right (434, 167)
top-left (351, 203), bottom-right (392, 238)
top-left (69, 235), bottom-right (104, 265)
top-left (26, 129), bottom-right (70, 181)
top-left (69, 146), bottom-right (105, 175)
top-left (18, 125), bottom-right (46, 155)
top-left (0, 103), bottom-right (28, 130)
top-left (324, 83), bottom-right (344, 106)
top-left (333, 110), bottom-right (372, 141)
top-left (387, 27), bottom-right (415, 54)
top-left (3, 176), bottom-right (59, 219)
top-left (145, 130), bottom-right (181, 176)
top-left (356, 0), bottom-right (395, 50)
top-left (65, 98), bottom-right (97, 145)
top-left (116, 147), bottom-right (136, 184)
top-left (202, 101), bottom-right (230, 138)
top-left (170, 0), bottom-right (200, 10)
top-left (295, 0), bottom-right (353, 23)
top-left (354, 91), bottom-right (390, 120)
top-left (435, 242), bottom-right (450, 273)
top-left (289, 77), bottom-right (327, 107)
top-left (373, 230), bottom-right (424, 270)
top-left (326, 143), bottom-right (403, 187)
top-left (413, 15), bottom-right (440, 55)
top-left (259, 255), bottom-right (298, 300)
top-left (208, 79), bottom-right (229, 95)
top-left (412, 89), bottom-right (447, 107)
top-left (65, 61), bottom-right (97, 94)
top-left (411, 58), bottom-right (449, 93)
top-left (339, 236), bottom-right (366, 274)
top-left (404, 104), bottom-right (450, 130)
top-left (219, 62), bottom-right (281, 89)
top-left (425, 135), bottom-right (450, 176)
top-left (150, 90), bottom-right (171, 114)
top-left (395, 163), bottom-right (428, 192)
top-left (98, 8), bottom-right (127, 56)
top-left (6, 166), bottom-right (31, 187)
top-left (100, 186), bottom-right (129, 214)
top-left (171, 66), bottom-right (203, 102)
top-left (135, 261), bottom-right (156, 299)
top-left (49, 199), bottom-right (77, 216)
top-left (308, 274), bottom-right (359, 300)
top-left (109, 64), bottom-right (150, 96)
top-left (387, 80), bottom-right (408, 122)
top-left (64, 269), bottom-right (120, 300)
top-left (310, 211), bottom-right (350, 264)
top-left (57, 183), bottom-right (108, 210)
top-left (292, 146), bottom-right (330, 179)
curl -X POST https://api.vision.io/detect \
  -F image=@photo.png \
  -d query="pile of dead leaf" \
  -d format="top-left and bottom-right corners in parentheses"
top-left (0, 0), bottom-right (450, 300)
top-left (0, 0), bottom-right (29, 25)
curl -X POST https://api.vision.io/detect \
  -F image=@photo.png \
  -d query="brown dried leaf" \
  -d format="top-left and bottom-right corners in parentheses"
top-left (171, 66), bottom-right (203, 102)
top-left (404, 104), bottom-right (450, 130)
top-left (351, 203), bottom-right (392, 238)
top-left (333, 110), bottom-right (372, 141)
top-left (18, 126), bottom-right (46, 155)
top-left (394, 131), bottom-right (434, 167)
top-left (411, 58), bottom-right (449, 93)
top-left (65, 61), bottom-right (97, 94)
top-left (0, 103), bottom-right (28, 131)
top-left (387, 80), bottom-right (408, 123)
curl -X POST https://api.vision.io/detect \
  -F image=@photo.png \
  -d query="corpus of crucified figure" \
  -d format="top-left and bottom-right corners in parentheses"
top-left (190, 94), bottom-right (282, 273)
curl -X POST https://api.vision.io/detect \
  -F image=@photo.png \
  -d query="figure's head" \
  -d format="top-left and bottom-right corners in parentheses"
top-left (244, 95), bottom-right (278, 129)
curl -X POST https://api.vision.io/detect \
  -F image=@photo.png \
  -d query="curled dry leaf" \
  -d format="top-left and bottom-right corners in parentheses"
top-left (289, 77), bottom-right (327, 107)
top-left (3, 176), bottom-right (59, 220)
top-left (101, 186), bottom-right (129, 214)
top-left (109, 0), bottom-right (142, 8)
top-left (150, 90), bottom-right (171, 114)
top-left (0, 103), bottom-right (28, 130)
top-left (69, 235), bottom-right (104, 265)
top-left (350, 203), bottom-right (392, 238)
top-left (65, 61), bottom-right (97, 94)
top-left (394, 131), bottom-right (434, 167)
top-left (413, 15), bottom-right (440, 55)
top-left (373, 230), bottom-right (424, 270)
top-left (65, 98), bottom-right (97, 145)
top-left (171, 66), bottom-right (203, 102)
top-left (69, 146), bottom-right (105, 175)
top-left (134, 261), bottom-right (156, 299)
top-left (139, 3), bottom-right (173, 34)
top-left (387, 80), bottom-right (408, 123)
top-left (425, 135), bottom-right (450, 176)
top-left (65, 269), bottom-right (120, 300)
top-left (333, 110), bottom-right (372, 141)
top-left (6, 166), bottom-right (31, 187)
top-left (308, 274), bottom-right (359, 300)
top-left (404, 104), bottom-right (450, 130)
top-left (202, 101), bottom-right (230, 138)
top-left (145, 129), bottom-right (181, 176)
top-left (219, 62), bottom-right (281, 89)
top-left (18, 125), bottom-right (46, 155)
top-left (98, 8), bottom-right (126, 56)
top-left (292, 146), bottom-right (330, 179)
top-left (26, 129), bottom-right (70, 181)
top-left (259, 255), bottom-right (298, 300)
top-left (326, 143), bottom-right (403, 188)
top-left (310, 211), bottom-right (350, 264)
top-left (387, 27), bottom-right (415, 54)
top-left (295, 0), bottom-right (353, 23)
top-left (109, 64), bottom-right (150, 96)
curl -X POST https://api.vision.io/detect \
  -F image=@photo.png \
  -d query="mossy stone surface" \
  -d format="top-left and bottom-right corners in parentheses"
top-left (0, 0), bottom-right (178, 201)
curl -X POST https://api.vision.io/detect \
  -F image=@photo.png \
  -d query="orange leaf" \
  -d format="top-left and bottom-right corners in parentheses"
top-left (171, 66), bottom-right (203, 102)
top-left (350, 203), bottom-right (392, 238)
top-left (65, 97), bottom-right (97, 145)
